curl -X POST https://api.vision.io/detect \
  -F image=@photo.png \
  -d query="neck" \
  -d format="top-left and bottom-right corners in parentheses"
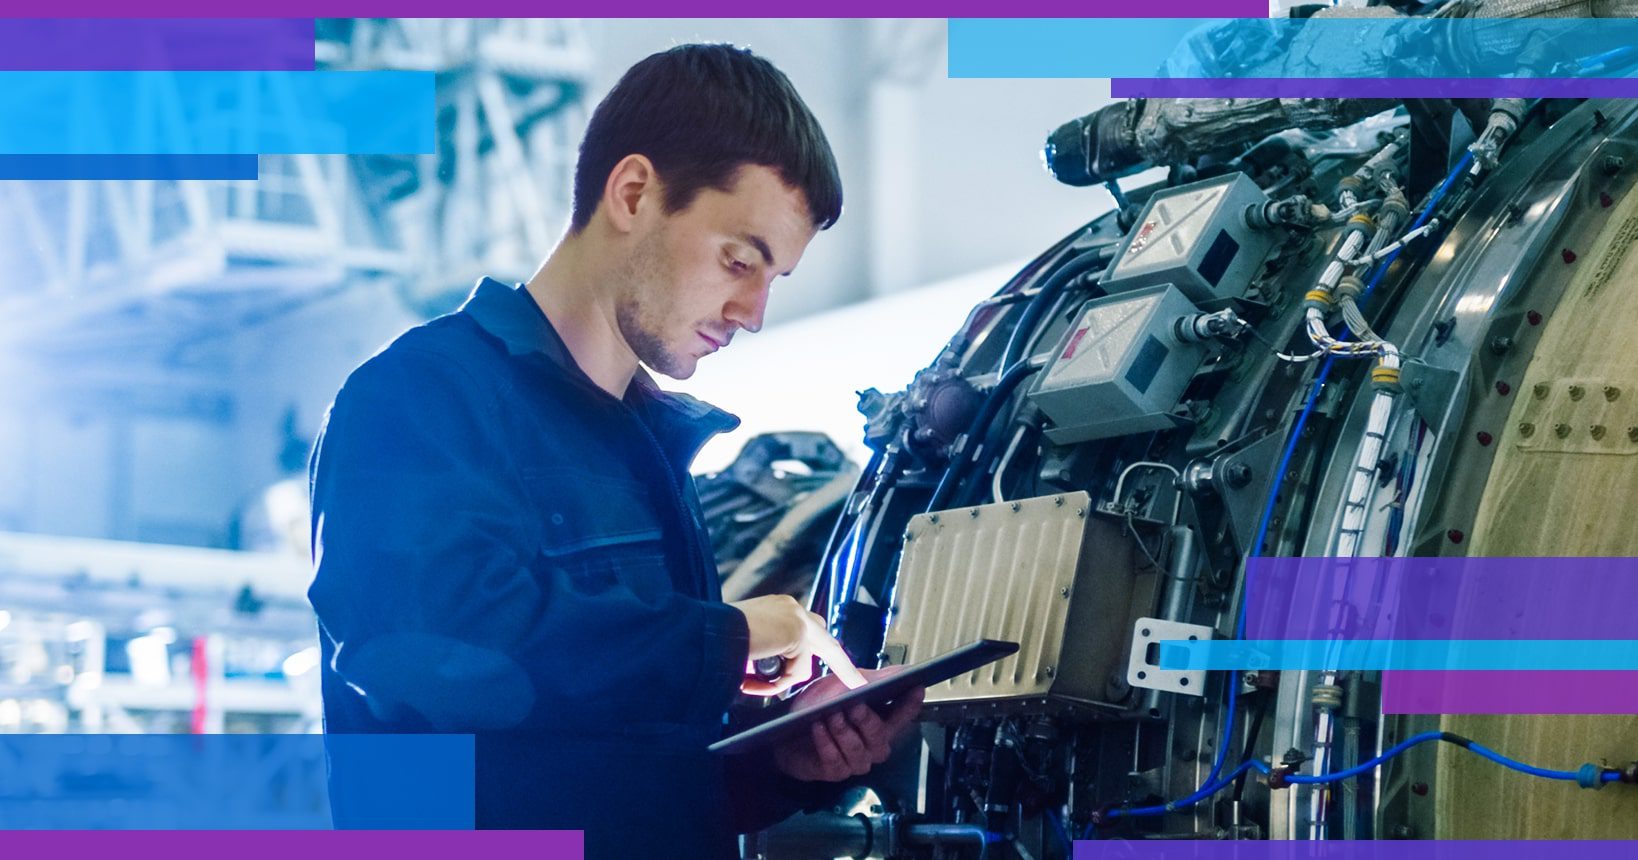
top-left (524, 228), bottom-right (640, 398)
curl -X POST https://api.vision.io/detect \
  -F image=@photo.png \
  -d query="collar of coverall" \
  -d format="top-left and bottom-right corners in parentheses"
top-left (460, 277), bottom-right (743, 472)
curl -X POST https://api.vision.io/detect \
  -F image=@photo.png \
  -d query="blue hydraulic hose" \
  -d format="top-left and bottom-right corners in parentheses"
top-left (1091, 733), bottom-right (1620, 835)
top-left (1094, 152), bottom-right (1478, 838)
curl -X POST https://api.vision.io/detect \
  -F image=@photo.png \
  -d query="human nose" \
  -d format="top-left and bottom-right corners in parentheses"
top-left (726, 280), bottom-right (769, 334)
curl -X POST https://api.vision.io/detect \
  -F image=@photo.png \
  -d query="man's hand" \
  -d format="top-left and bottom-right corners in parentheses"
top-left (771, 667), bottom-right (925, 783)
top-left (731, 595), bottom-right (868, 695)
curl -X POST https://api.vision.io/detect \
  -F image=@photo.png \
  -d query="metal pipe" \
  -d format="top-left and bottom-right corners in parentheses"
top-left (1143, 524), bottom-right (1201, 719)
top-left (903, 823), bottom-right (994, 854)
top-left (757, 811), bottom-right (879, 859)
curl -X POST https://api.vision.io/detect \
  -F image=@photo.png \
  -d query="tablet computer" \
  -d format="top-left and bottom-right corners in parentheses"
top-left (708, 638), bottom-right (1020, 755)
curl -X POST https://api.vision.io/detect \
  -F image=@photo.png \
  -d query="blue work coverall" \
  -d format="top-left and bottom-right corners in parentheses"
top-left (308, 278), bottom-right (834, 857)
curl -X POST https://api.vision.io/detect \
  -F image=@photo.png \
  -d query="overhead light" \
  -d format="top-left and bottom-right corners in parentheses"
top-left (282, 646), bottom-right (322, 678)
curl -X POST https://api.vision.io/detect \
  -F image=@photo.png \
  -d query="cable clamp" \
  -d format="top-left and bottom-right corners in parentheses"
top-left (1577, 763), bottom-right (1607, 790)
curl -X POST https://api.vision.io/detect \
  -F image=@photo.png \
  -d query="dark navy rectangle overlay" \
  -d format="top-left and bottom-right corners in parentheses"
top-left (0, 155), bottom-right (258, 179)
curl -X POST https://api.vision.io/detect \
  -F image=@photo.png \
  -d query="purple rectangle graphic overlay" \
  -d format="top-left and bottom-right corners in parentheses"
top-left (1383, 671), bottom-right (1638, 715)
top-left (1112, 78), bottom-right (1638, 99)
top-left (0, 832), bottom-right (582, 860)
top-left (1244, 557), bottom-right (1638, 641)
top-left (1074, 841), bottom-right (1638, 859)
top-left (0, 20), bottom-right (314, 71)
top-left (28, 2), bottom-right (1264, 17)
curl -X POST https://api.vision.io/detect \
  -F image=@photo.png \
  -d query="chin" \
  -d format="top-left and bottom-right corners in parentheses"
top-left (647, 353), bottom-right (699, 381)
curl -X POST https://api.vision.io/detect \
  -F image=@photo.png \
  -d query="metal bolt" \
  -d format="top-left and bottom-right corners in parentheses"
top-left (1496, 380), bottom-right (1512, 396)
top-left (1242, 671), bottom-right (1260, 687)
top-left (904, 532), bottom-right (914, 542)
top-left (1489, 335), bottom-right (1514, 355)
top-left (1519, 422), bottom-right (1535, 438)
top-left (1592, 425), bottom-right (1608, 441)
top-left (1226, 463), bottom-right (1253, 488)
top-left (1554, 423), bottom-right (1572, 438)
top-left (1060, 587), bottom-right (1070, 598)
top-left (1044, 666), bottom-right (1056, 678)
top-left (1569, 384), bottom-right (1586, 401)
top-left (1053, 496), bottom-right (1063, 506)
top-left (1448, 529), bottom-right (1465, 544)
top-left (1602, 191), bottom-right (1616, 208)
top-left (1412, 782), bottom-right (1430, 797)
top-left (1534, 382), bottom-right (1550, 399)
top-left (1076, 507), bottom-right (1086, 518)
top-left (1476, 431), bottom-right (1494, 447)
top-left (929, 514), bottom-right (939, 524)
top-left (1011, 501), bottom-right (1021, 512)
top-left (1527, 310), bottom-right (1543, 326)
top-left (1563, 248), bottom-right (1578, 264)
top-left (1628, 427), bottom-right (1638, 442)
top-left (1607, 385), bottom-right (1622, 401)
top-left (1605, 155), bottom-right (1626, 175)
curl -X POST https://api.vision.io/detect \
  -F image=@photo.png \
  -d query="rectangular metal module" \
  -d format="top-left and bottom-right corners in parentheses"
top-left (1099, 171), bottom-right (1273, 305)
top-left (881, 492), bottom-right (1160, 718)
top-left (1029, 284), bottom-right (1205, 444)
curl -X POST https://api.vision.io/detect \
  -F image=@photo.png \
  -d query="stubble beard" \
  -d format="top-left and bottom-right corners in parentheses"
top-left (614, 228), bottom-right (691, 379)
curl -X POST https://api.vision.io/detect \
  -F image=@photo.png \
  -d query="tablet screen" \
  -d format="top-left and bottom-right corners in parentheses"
top-left (708, 639), bottom-right (1020, 755)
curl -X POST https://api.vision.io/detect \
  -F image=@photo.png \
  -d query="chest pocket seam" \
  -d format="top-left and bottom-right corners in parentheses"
top-left (520, 468), bottom-right (666, 559)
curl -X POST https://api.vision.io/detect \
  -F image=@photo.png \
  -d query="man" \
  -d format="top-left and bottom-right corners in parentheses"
top-left (307, 43), bottom-right (923, 858)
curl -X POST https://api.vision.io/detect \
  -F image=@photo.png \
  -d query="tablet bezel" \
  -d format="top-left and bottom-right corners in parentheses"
top-left (708, 638), bottom-right (1020, 756)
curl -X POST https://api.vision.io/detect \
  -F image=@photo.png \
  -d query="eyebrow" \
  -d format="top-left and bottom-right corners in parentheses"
top-left (735, 233), bottom-right (775, 268)
top-left (731, 232), bottom-right (796, 277)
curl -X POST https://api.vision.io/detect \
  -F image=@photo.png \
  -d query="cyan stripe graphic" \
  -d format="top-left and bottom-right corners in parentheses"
top-left (1160, 639), bottom-right (1638, 671)
top-left (0, 154), bottom-right (258, 179)
top-left (0, 71), bottom-right (433, 155)
top-left (950, 18), bottom-right (1638, 80)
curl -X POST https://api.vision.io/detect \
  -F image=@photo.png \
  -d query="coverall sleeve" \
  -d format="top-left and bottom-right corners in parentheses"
top-left (307, 346), bottom-right (750, 732)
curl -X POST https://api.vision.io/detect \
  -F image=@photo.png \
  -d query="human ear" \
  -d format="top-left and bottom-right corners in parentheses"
top-left (601, 154), bottom-right (656, 234)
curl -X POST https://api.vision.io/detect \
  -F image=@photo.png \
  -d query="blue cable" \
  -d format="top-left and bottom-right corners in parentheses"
top-left (1089, 733), bottom-right (1620, 835)
top-left (1090, 152), bottom-right (1476, 839)
top-left (1085, 146), bottom-right (1632, 836)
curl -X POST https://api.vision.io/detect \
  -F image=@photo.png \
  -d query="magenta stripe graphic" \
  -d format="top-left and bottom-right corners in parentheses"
top-left (1384, 670), bottom-right (1638, 715)
top-left (0, 832), bottom-right (581, 860)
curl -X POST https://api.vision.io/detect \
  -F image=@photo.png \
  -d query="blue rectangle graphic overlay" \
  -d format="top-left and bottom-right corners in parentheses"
top-left (0, 71), bottom-right (434, 155)
top-left (1159, 639), bottom-right (1638, 671)
top-left (950, 18), bottom-right (1638, 81)
top-left (0, 154), bottom-right (258, 179)
top-left (0, 734), bottom-right (472, 828)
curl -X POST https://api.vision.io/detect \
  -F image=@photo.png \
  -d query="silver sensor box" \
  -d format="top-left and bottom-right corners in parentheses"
top-left (1030, 284), bottom-right (1204, 444)
top-left (1100, 172), bottom-right (1272, 305)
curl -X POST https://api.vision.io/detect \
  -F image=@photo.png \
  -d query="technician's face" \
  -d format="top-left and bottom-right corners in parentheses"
top-left (615, 164), bottom-right (818, 380)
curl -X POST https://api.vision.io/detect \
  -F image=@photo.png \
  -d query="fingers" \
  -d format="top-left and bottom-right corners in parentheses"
top-left (882, 685), bottom-right (926, 739)
top-left (801, 612), bottom-right (868, 689)
top-left (808, 720), bottom-right (849, 781)
top-left (740, 656), bottom-right (816, 697)
top-left (825, 710), bottom-right (873, 774)
top-left (846, 703), bottom-right (893, 765)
